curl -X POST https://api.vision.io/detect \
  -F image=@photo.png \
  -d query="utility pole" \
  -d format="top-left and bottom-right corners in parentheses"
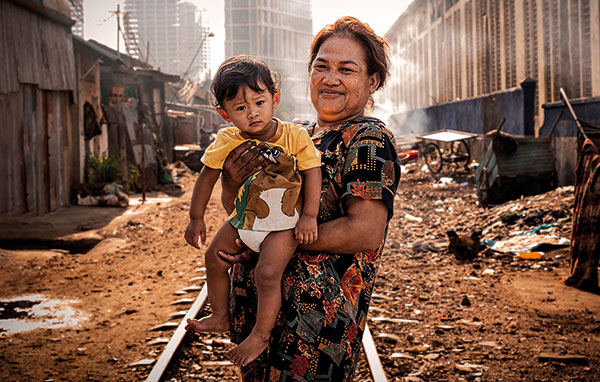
top-left (111, 4), bottom-right (123, 57)
top-left (117, 4), bottom-right (120, 55)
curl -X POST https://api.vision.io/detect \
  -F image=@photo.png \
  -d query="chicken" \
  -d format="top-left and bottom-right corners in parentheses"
top-left (446, 230), bottom-right (482, 261)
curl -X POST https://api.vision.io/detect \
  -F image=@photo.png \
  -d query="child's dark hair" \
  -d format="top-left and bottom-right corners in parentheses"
top-left (210, 55), bottom-right (281, 107)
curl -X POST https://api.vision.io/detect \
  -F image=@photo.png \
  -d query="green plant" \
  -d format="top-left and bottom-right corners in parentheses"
top-left (85, 153), bottom-right (122, 184)
top-left (128, 164), bottom-right (140, 191)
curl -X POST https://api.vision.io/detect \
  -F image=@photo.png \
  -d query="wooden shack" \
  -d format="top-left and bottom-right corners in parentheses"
top-left (0, 0), bottom-right (77, 215)
top-left (72, 38), bottom-right (180, 191)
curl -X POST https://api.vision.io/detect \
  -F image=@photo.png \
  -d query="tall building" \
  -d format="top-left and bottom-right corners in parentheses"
top-left (178, 2), bottom-right (211, 81)
top-left (381, 0), bottom-right (600, 130)
top-left (224, 0), bottom-right (313, 120)
top-left (68, 0), bottom-right (84, 38)
top-left (124, 0), bottom-right (211, 79)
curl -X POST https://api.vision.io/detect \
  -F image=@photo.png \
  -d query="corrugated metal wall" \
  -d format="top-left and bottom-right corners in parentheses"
top-left (382, 0), bottom-right (600, 131)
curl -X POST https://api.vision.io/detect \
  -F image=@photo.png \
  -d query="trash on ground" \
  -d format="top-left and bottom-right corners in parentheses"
top-left (405, 213), bottom-right (423, 223)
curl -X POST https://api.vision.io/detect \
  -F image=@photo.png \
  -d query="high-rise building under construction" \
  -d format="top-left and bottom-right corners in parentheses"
top-left (225, 0), bottom-right (314, 120)
top-left (124, 0), bottom-right (211, 81)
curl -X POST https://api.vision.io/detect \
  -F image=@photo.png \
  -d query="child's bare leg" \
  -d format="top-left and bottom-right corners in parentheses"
top-left (226, 229), bottom-right (297, 367)
top-left (186, 222), bottom-right (239, 333)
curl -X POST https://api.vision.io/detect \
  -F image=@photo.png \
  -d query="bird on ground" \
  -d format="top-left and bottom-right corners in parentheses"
top-left (446, 230), bottom-right (482, 261)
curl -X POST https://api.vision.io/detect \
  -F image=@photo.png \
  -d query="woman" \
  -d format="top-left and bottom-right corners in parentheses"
top-left (218, 17), bottom-right (401, 381)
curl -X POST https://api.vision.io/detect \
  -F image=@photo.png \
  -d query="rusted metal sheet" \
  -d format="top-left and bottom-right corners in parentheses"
top-left (495, 137), bottom-right (555, 177)
top-left (476, 135), bottom-right (556, 207)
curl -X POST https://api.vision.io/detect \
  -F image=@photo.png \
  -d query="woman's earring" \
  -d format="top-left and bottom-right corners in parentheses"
top-left (366, 95), bottom-right (375, 110)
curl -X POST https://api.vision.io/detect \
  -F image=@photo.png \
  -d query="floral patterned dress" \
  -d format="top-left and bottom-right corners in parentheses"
top-left (228, 116), bottom-right (402, 381)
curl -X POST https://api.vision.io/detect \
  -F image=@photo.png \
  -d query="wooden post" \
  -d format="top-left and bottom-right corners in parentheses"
top-left (117, 102), bottom-right (129, 193)
top-left (141, 122), bottom-right (146, 203)
top-left (137, 82), bottom-right (146, 203)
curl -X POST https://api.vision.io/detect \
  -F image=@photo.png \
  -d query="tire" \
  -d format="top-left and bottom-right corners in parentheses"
top-left (450, 140), bottom-right (470, 170)
top-left (423, 142), bottom-right (443, 174)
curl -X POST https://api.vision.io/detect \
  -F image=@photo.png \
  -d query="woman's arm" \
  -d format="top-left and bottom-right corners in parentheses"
top-left (298, 196), bottom-right (388, 254)
top-left (217, 197), bottom-right (388, 263)
top-left (220, 141), bottom-right (265, 214)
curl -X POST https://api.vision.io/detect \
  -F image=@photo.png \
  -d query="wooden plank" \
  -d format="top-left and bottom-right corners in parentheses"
top-left (0, 93), bottom-right (19, 214)
top-left (2, 1), bottom-right (75, 92)
top-left (146, 284), bottom-right (208, 382)
top-left (48, 92), bottom-right (59, 211)
top-left (39, 89), bottom-right (49, 214)
top-left (22, 85), bottom-right (37, 213)
top-left (14, 7), bottom-right (37, 85)
top-left (0, 2), bottom-right (19, 93)
top-left (362, 323), bottom-right (388, 382)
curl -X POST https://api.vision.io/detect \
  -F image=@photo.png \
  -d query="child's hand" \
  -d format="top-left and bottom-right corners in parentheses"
top-left (185, 218), bottom-right (206, 249)
top-left (294, 215), bottom-right (318, 245)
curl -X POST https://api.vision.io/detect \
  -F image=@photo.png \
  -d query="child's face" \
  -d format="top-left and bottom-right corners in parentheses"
top-left (217, 83), bottom-right (280, 141)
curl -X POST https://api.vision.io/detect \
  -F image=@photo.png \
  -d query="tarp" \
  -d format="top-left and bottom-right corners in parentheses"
top-left (565, 139), bottom-right (600, 292)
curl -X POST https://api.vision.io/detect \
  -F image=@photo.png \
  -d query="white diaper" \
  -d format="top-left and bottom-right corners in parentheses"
top-left (238, 229), bottom-right (270, 252)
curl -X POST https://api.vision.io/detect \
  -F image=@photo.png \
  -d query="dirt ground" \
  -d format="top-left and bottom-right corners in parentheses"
top-left (1, 162), bottom-right (599, 382)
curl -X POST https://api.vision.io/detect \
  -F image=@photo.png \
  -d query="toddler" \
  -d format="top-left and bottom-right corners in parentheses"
top-left (184, 55), bottom-right (321, 367)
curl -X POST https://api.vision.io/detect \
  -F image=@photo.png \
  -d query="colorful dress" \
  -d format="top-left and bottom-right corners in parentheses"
top-left (229, 116), bottom-right (402, 381)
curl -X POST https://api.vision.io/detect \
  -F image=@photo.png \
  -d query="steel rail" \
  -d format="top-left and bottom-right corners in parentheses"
top-left (145, 285), bottom-right (387, 381)
top-left (363, 323), bottom-right (388, 382)
top-left (146, 284), bottom-right (208, 382)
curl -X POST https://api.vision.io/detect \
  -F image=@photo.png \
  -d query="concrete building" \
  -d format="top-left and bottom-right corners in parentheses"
top-left (224, 0), bottom-right (313, 120)
top-left (381, 0), bottom-right (600, 132)
top-left (124, 0), bottom-right (211, 79)
top-left (67, 0), bottom-right (83, 37)
top-left (177, 2), bottom-right (211, 81)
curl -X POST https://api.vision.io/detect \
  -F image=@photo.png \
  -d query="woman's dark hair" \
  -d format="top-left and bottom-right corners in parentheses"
top-left (210, 55), bottom-right (281, 107)
top-left (308, 16), bottom-right (389, 90)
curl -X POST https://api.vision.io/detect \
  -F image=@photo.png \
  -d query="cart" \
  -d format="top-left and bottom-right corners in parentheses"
top-left (417, 129), bottom-right (479, 174)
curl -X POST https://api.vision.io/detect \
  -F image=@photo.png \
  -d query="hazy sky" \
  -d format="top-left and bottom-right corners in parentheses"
top-left (83, 0), bottom-right (414, 74)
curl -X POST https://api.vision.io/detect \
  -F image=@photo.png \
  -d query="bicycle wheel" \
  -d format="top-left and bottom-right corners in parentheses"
top-left (423, 142), bottom-right (442, 173)
top-left (450, 140), bottom-right (471, 170)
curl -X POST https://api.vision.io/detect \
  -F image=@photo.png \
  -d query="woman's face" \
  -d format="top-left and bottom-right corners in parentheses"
top-left (309, 35), bottom-right (380, 126)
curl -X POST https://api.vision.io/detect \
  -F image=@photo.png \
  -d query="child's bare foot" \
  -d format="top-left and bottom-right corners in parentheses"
top-left (185, 314), bottom-right (230, 333)
top-left (225, 331), bottom-right (269, 366)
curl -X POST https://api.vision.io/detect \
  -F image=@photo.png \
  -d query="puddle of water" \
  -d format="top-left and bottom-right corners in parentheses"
top-left (0, 294), bottom-right (89, 335)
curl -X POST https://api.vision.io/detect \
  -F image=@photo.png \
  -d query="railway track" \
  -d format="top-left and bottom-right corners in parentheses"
top-left (144, 282), bottom-right (388, 382)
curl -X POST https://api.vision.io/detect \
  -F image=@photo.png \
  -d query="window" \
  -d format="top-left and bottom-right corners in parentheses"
top-left (232, 0), bottom-right (249, 7)
top-left (233, 41), bottom-right (250, 54)
top-left (232, 9), bottom-right (249, 24)
top-left (233, 26), bottom-right (250, 40)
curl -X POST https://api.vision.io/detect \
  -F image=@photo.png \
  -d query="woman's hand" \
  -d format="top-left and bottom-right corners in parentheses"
top-left (221, 141), bottom-right (265, 213)
top-left (216, 237), bottom-right (257, 264)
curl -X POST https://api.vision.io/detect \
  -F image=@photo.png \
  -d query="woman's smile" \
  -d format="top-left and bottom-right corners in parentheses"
top-left (319, 88), bottom-right (343, 97)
